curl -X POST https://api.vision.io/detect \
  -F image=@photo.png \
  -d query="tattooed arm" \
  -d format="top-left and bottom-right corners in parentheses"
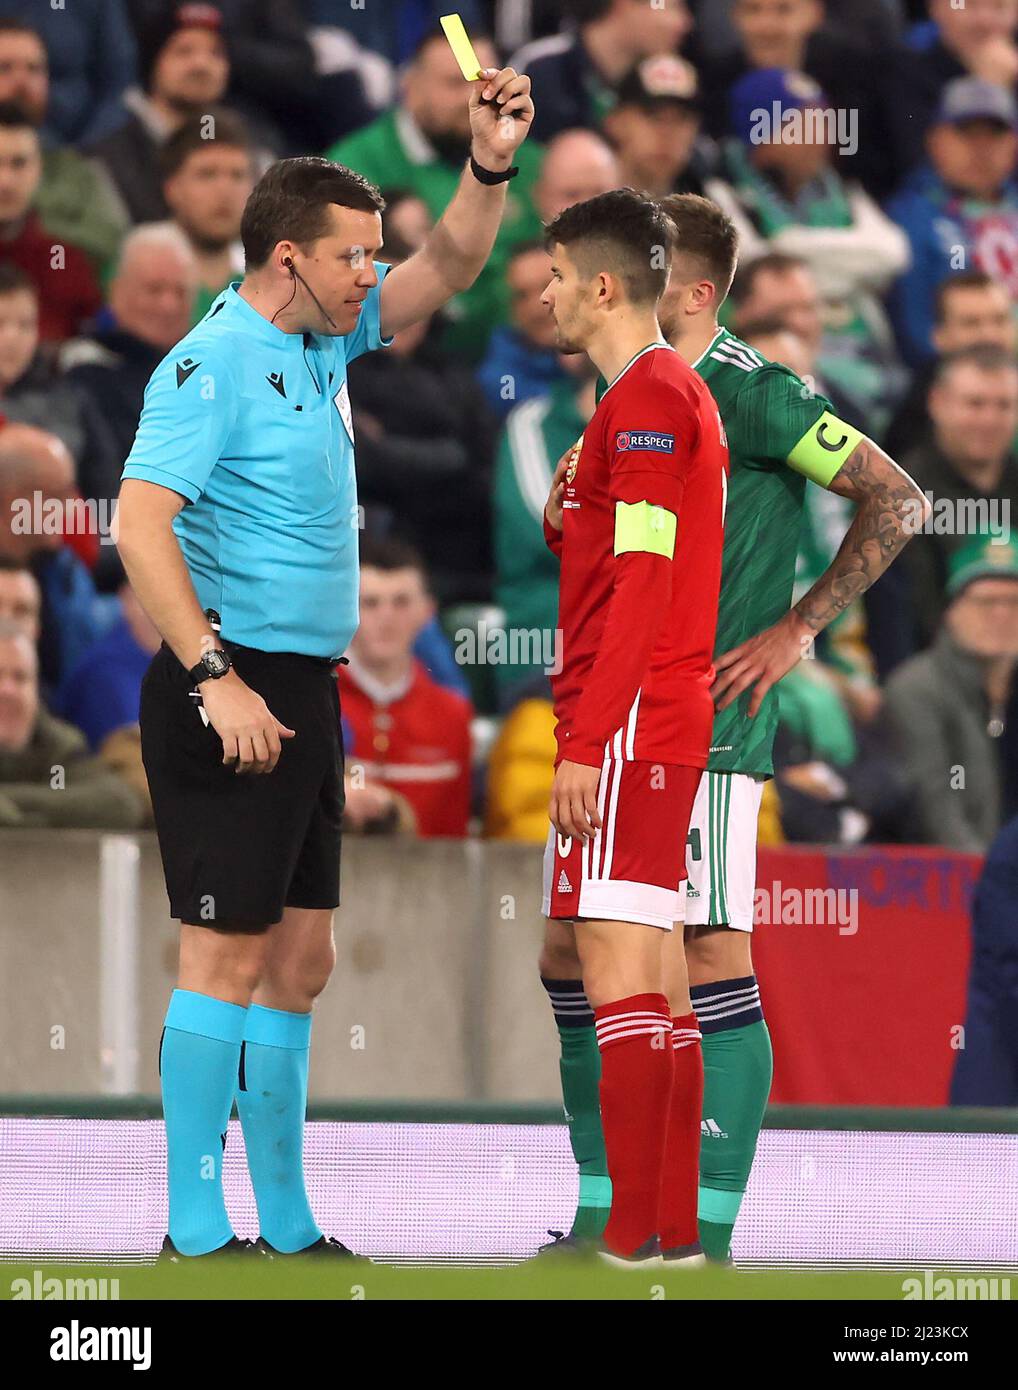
top-left (712, 438), bottom-right (929, 716)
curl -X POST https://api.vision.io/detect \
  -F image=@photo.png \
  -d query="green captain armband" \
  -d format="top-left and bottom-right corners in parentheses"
top-left (786, 411), bottom-right (864, 486)
top-left (614, 499), bottom-right (677, 559)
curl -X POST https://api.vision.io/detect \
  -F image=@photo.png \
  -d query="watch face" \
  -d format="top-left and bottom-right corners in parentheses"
top-left (204, 651), bottom-right (230, 677)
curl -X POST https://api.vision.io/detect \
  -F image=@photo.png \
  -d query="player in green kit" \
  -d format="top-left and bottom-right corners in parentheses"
top-left (537, 194), bottom-right (929, 1259)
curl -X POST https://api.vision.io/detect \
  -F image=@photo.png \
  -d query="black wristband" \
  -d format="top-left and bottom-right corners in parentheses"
top-left (470, 153), bottom-right (519, 185)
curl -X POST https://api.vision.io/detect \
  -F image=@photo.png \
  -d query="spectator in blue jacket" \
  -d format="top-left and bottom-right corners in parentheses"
top-left (56, 579), bottom-right (160, 752)
top-left (951, 812), bottom-right (1018, 1106)
top-left (477, 243), bottom-right (568, 422)
top-left (886, 76), bottom-right (1018, 367)
top-left (10, 0), bottom-right (136, 146)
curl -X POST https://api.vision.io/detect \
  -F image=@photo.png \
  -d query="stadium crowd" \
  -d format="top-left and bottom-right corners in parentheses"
top-left (2, 0), bottom-right (1018, 854)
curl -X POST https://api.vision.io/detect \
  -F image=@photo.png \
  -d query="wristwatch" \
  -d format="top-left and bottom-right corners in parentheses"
top-left (188, 648), bottom-right (233, 686)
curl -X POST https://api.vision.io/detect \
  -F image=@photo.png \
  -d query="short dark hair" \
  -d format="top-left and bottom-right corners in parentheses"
top-left (659, 193), bottom-right (739, 304)
top-left (0, 553), bottom-right (33, 574)
top-left (159, 107), bottom-right (251, 181)
top-left (730, 250), bottom-right (809, 307)
top-left (0, 99), bottom-right (36, 132)
top-left (545, 188), bottom-right (675, 306)
top-left (0, 18), bottom-right (43, 46)
top-left (740, 315), bottom-right (798, 345)
top-left (934, 343), bottom-right (1018, 385)
top-left (0, 261), bottom-right (35, 299)
top-left (358, 534), bottom-right (428, 580)
top-left (242, 157), bottom-right (385, 269)
top-left (563, 0), bottom-right (615, 22)
top-left (934, 270), bottom-right (1002, 325)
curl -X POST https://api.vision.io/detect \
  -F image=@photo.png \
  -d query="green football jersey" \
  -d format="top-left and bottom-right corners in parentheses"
top-left (694, 329), bottom-right (831, 776)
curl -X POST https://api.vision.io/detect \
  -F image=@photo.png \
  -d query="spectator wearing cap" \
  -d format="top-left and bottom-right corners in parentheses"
top-left (602, 55), bottom-right (709, 198)
top-left (0, 104), bottom-right (102, 343)
top-left (60, 225), bottom-right (198, 502)
top-left (697, 0), bottom-right (896, 197)
top-left (328, 26), bottom-right (544, 361)
top-left (706, 67), bottom-right (909, 434)
top-left (899, 345), bottom-right (1018, 647)
top-left (885, 271), bottom-right (1018, 464)
top-left (509, 0), bottom-right (692, 143)
top-left (885, 536), bottom-right (1018, 852)
top-left (477, 242), bottom-right (568, 422)
top-left (886, 77), bottom-right (1018, 369)
top-left (894, 0), bottom-right (1018, 178)
top-left (131, 0), bottom-right (349, 154)
top-left (87, 3), bottom-right (230, 225)
top-left (150, 108), bottom-right (254, 325)
top-left (9, 0), bottom-right (137, 148)
top-left (531, 128), bottom-right (620, 224)
top-left (0, 19), bottom-right (128, 273)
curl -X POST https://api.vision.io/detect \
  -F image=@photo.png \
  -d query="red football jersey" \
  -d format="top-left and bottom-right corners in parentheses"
top-left (339, 659), bottom-right (473, 837)
top-left (545, 344), bottom-right (728, 768)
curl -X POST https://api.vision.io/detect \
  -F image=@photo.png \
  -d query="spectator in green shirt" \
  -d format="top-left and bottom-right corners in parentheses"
top-left (327, 26), bottom-right (545, 361)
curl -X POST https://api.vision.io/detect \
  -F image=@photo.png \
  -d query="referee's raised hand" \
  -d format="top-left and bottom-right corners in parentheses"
top-left (200, 671), bottom-right (296, 775)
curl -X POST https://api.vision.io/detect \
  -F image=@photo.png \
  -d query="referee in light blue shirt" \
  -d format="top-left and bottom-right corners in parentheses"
top-left (115, 55), bottom-right (535, 1261)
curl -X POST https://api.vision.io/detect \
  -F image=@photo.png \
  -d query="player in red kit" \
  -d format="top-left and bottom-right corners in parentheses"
top-left (539, 190), bottom-right (728, 1265)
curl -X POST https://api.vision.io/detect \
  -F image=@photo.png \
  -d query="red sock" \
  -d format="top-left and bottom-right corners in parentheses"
top-left (594, 993), bottom-right (673, 1257)
top-left (657, 1012), bottom-right (704, 1252)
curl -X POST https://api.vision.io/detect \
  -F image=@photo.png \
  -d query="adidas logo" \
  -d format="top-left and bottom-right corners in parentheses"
top-left (701, 1118), bottom-right (728, 1139)
top-left (557, 869), bottom-right (573, 894)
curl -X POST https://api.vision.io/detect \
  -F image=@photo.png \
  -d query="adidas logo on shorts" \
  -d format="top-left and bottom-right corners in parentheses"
top-left (701, 1118), bottom-right (728, 1139)
top-left (557, 869), bottom-right (573, 894)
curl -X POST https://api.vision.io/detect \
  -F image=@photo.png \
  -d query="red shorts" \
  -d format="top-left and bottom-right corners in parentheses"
top-left (542, 758), bottom-right (701, 931)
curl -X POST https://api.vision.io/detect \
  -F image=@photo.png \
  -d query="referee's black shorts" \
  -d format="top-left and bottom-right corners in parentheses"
top-left (140, 640), bottom-right (344, 932)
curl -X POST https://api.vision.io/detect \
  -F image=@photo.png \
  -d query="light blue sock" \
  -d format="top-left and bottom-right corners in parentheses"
top-left (161, 989), bottom-right (248, 1256)
top-left (236, 1004), bottom-right (322, 1253)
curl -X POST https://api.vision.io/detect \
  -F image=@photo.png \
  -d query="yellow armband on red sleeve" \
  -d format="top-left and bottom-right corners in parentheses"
top-left (614, 500), bottom-right (677, 559)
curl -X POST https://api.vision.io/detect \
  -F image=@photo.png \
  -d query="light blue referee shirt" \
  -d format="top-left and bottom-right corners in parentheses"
top-left (121, 266), bottom-right (392, 657)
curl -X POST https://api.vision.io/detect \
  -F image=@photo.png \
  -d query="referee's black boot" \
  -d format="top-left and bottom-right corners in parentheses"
top-left (255, 1234), bottom-right (361, 1259)
top-left (159, 1234), bottom-right (266, 1262)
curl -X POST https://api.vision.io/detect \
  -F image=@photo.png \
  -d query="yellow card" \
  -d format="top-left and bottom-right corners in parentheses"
top-left (441, 13), bottom-right (484, 81)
